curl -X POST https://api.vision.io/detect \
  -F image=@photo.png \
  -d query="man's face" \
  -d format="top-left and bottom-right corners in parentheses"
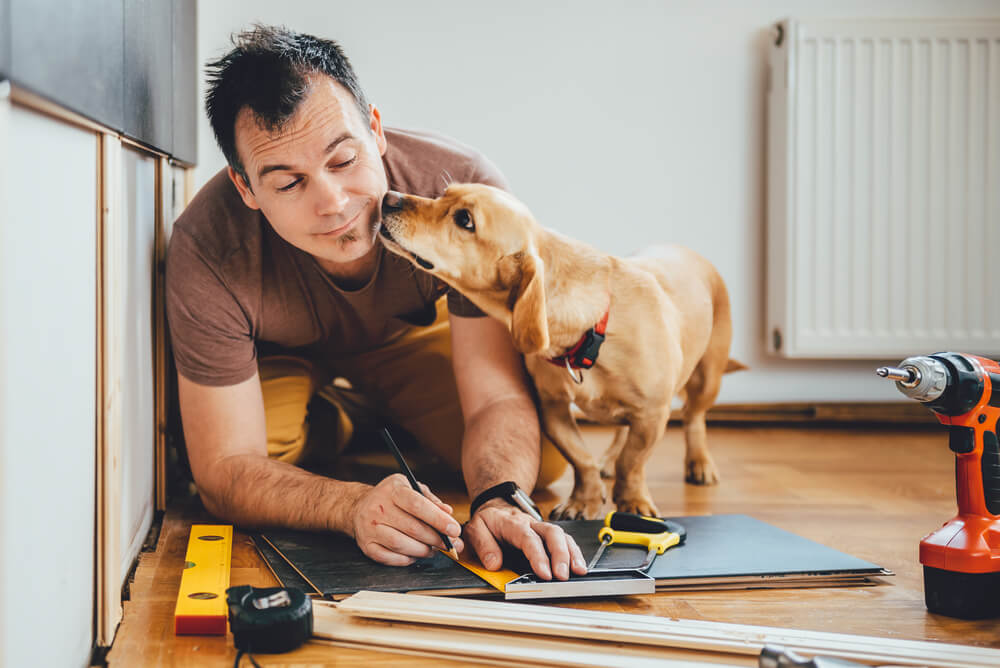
top-left (229, 76), bottom-right (388, 275)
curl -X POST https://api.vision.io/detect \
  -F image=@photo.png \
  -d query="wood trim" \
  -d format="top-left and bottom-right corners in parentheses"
top-left (9, 84), bottom-right (111, 135)
top-left (183, 166), bottom-right (195, 207)
top-left (94, 128), bottom-right (107, 647)
top-left (702, 402), bottom-right (937, 424)
top-left (156, 164), bottom-right (192, 509)
top-left (169, 156), bottom-right (196, 170)
top-left (96, 133), bottom-right (124, 646)
top-left (119, 134), bottom-right (169, 160)
top-left (154, 157), bottom-right (168, 511)
top-left (9, 85), bottom-right (174, 165)
top-left (330, 591), bottom-right (1000, 667)
top-left (576, 402), bottom-right (938, 425)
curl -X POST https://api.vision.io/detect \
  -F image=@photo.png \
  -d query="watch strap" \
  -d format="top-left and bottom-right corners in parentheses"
top-left (469, 481), bottom-right (543, 521)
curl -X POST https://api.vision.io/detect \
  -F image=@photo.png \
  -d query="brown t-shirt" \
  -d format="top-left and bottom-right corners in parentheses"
top-left (166, 127), bottom-right (504, 387)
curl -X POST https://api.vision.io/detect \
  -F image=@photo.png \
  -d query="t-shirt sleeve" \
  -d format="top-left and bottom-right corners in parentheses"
top-left (446, 289), bottom-right (486, 318)
top-left (165, 227), bottom-right (258, 386)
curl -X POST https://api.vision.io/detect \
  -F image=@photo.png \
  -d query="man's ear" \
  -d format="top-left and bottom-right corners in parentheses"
top-left (227, 167), bottom-right (261, 211)
top-left (369, 104), bottom-right (387, 156)
top-left (510, 251), bottom-right (549, 354)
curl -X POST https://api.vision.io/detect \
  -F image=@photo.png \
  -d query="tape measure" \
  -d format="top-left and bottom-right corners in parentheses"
top-left (226, 585), bottom-right (313, 654)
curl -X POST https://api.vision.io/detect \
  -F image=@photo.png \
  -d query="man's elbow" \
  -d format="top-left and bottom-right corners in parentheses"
top-left (190, 457), bottom-right (244, 524)
top-left (197, 486), bottom-right (230, 522)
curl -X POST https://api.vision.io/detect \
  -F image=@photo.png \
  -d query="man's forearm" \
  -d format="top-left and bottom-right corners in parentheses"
top-left (197, 454), bottom-right (368, 534)
top-left (461, 394), bottom-right (541, 499)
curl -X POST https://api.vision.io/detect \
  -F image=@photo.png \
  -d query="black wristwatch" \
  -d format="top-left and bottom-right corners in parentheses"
top-left (469, 481), bottom-right (543, 521)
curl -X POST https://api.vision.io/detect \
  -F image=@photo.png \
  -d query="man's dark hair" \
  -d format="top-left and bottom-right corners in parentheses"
top-left (205, 25), bottom-right (371, 185)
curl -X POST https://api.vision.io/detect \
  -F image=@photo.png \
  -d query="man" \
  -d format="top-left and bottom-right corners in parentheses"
top-left (166, 25), bottom-right (586, 581)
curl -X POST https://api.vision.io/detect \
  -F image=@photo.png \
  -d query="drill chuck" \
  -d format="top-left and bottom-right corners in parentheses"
top-left (876, 356), bottom-right (948, 403)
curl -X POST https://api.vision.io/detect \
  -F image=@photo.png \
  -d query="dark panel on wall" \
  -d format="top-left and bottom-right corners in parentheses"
top-left (0, 0), bottom-right (10, 78)
top-left (124, 0), bottom-right (173, 151)
top-left (172, 0), bottom-right (197, 164)
top-left (8, 0), bottom-right (123, 129)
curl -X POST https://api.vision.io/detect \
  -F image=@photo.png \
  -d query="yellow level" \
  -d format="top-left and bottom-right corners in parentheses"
top-left (174, 524), bottom-right (233, 635)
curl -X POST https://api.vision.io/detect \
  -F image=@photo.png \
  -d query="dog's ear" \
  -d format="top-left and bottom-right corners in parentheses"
top-left (510, 251), bottom-right (549, 354)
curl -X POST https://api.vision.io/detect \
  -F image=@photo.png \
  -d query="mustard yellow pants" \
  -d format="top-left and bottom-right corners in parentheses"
top-left (258, 299), bottom-right (567, 490)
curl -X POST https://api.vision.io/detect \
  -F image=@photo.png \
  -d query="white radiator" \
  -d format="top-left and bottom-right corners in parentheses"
top-left (766, 18), bottom-right (1000, 359)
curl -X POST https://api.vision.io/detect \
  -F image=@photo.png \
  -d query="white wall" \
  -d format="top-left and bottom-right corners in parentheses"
top-left (196, 0), bottom-right (999, 404)
top-left (0, 99), bottom-right (97, 668)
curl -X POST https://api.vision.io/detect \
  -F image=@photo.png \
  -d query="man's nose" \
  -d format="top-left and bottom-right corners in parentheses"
top-left (382, 190), bottom-right (408, 214)
top-left (315, 175), bottom-right (350, 215)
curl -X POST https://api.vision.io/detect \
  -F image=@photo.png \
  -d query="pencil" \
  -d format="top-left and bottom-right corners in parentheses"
top-left (380, 426), bottom-right (459, 560)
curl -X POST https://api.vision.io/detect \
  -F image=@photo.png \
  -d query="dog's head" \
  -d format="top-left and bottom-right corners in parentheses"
top-left (380, 183), bottom-right (549, 353)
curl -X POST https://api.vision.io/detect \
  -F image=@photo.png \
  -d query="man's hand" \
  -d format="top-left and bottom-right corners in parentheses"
top-left (350, 473), bottom-right (464, 566)
top-left (464, 499), bottom-right (587, 580)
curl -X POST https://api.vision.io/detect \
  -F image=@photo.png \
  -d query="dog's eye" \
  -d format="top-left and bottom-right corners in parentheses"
top-left (453, 209), bottom-right (475, 232)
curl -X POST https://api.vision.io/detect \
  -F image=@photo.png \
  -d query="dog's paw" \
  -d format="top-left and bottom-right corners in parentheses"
top-left (614, 495), bottom-right (660, 518)
top-left (684, 456), bottom-right (720, 485)
top-left (549, 495), bottom-right (606, 521)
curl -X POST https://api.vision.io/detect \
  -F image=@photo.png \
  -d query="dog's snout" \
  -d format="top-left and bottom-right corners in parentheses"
top-left (382, 190), bottom-right (407, 214)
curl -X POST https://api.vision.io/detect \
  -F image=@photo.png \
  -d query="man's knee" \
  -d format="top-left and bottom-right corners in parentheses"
top-left (258, 356), bottom-right (357, 465)
top-left (259, 356), bottom-right (316, 463)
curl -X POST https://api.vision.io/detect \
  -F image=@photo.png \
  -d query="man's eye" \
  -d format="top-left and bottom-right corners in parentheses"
top-left (332, 155), bottom-right (358, 169)
top-left (453, 209), bottom-right (475, 231)
top-left (278, 178), bottom-right (302, 192)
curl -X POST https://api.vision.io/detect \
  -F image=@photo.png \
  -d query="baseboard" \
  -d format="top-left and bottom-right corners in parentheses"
top-left (701, 402), bottom-right (937, 425)
top-left (575, 402), bottom-right (938, 426)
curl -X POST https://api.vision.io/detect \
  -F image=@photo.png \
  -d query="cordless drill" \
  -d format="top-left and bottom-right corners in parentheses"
top-left (876, 352), bottom-right (1000, 619)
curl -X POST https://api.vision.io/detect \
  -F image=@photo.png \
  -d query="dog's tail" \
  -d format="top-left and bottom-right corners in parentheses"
top-left (725, 359), bottom-right (748, 373)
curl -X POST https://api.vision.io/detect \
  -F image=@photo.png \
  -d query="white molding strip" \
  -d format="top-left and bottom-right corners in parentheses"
top-left (332, 591), bottom-right (1000, 668)
top-left (96, 132), bottom-right (124, 646)
top-left (312, 603), bottom-right (742, 668)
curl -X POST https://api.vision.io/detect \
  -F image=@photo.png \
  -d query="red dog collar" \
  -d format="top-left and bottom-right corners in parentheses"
top-left (547, 307), bottom-right (609, 371)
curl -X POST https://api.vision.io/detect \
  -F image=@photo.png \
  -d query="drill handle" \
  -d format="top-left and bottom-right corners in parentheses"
top-left (951, 423), bottom-right (1000, 517)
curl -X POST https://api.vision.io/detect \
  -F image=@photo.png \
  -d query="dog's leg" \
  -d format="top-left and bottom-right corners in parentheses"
top-left (599, 426), bottom-right (629, 479)
top-left (612, 413), bottom-right (669, 517)
top-left (680, 355), bottom-right (725, 485)
top-left (541, 401), bottom-right (607, 520)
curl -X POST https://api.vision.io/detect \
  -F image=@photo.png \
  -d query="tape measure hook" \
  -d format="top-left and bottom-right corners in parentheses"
top-left (252, 590), bottom-right (292, 610)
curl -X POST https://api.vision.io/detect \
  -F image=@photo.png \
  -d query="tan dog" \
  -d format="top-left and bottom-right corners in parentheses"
top-left (380, 184), bottom-right (744, 519)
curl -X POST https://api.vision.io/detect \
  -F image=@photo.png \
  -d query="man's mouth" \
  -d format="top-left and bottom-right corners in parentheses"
top-left (316, 207), bottom-right (363, 237)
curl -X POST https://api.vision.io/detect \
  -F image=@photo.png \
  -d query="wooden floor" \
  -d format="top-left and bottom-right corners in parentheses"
top-left (107, 423), bottom-right (1000, 666)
